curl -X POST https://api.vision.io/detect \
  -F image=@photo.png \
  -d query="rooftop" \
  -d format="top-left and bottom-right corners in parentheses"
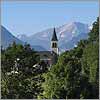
top-left (51, 28), bottom-right (58, 41)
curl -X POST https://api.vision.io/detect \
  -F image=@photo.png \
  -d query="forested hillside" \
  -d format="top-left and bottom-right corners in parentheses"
top-left (1, 17), bottom-right (99, 99)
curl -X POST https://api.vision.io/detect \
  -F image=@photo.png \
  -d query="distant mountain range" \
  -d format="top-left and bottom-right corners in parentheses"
top-left (1, 26), bottom-right (46, 51)
top-left (18, 22), bottom-right (90, 52)
top-left (1, 22), bottom-right (90, 52)
top-left (1, 26), bottom-right (24, 49)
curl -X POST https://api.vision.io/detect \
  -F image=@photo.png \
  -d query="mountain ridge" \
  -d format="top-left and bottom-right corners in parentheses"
top-left (1, 25), bottom-right (24, 49)
top-left (1, 25), bottom-right (46, 51)
top-left (1, 21), bottom-right (90, 52)
top-left (18, 21), bottom-right (90, 52)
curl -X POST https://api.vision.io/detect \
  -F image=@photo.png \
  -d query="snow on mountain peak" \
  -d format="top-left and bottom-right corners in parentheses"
top-left (42, 34), bottom-right (48, 38)
top-left (15, 21), bottom-right (90, 52)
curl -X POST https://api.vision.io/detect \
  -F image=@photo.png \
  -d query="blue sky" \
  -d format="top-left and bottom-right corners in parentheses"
top-left (1, 1), bottom-right (99, 36)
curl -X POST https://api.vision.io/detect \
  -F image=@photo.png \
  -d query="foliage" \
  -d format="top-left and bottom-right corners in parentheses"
top-left (40, 17), bottom-right (99, 99)
top-left (88, 17), bottom-right (99, 42)
top-left (1, 72), bottom-right (45, 99)
top-left (1, 17), bottom-right (99, 99)
top-left (1, 43), bottom-right (39, 73)
top-left (1, 43), bottom-right (48, 99)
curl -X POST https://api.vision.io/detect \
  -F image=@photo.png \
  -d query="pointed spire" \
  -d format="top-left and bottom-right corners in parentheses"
top-left (51, 28), bottom-right (58, 41)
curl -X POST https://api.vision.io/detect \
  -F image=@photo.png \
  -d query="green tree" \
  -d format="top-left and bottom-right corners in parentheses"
top-left (1, 43), bottom-right (46, 99)
top-left (40, 50), bottom-right (82, 99)
top-left (40, 17), bottom-right (99, 99)
top-left (81, 17), bottom-right (99, 98)
top-left (88, 17), bottom-right (99, 42)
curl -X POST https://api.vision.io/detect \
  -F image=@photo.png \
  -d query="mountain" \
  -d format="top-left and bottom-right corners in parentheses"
top-left (1, 21), bottom-right (90, 52)
top-left (18, 22), bottom-right (90, 52)
top-left (1, 26), bottom-right (46, 51)
top-left (1, 26), bottom-right (24, 49)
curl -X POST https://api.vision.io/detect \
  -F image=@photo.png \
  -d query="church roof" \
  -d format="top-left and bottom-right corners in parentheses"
top-left (51, 28), bottom-right (58, 41)
top-left (37, 51), bottom-right (57, 59)
top-left (38, 51), bottom-right (52, 58)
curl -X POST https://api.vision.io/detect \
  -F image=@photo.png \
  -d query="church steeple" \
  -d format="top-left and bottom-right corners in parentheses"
top-left (51, 28), bottom-right (58, 41)
top-left (51, 28), bottom-right (58, 54)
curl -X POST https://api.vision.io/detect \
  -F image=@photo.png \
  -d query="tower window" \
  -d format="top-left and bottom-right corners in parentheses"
top-left (52, 43), bottom-right (57, 48)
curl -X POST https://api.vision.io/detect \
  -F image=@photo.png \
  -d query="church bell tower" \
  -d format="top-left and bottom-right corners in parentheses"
top-left (51, 28), bottom-right (58, 54)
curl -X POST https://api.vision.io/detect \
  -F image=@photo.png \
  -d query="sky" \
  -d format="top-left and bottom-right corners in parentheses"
top-left (1, 1), bottom-right (99, 36)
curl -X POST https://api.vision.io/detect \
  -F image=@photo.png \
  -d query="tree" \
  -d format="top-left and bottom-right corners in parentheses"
top-left (39, 17), bottom-right (99, 99)
top-left (1, 43), bottom-right (44, 99)
top-left (81, 17), bottom-right (99, 98)
top-left (1, 42), bottom-right (39, 74)
top-left (40, 50), bottom-right (82, 99)
top-left (88, 17), bottom-right (99, 42)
